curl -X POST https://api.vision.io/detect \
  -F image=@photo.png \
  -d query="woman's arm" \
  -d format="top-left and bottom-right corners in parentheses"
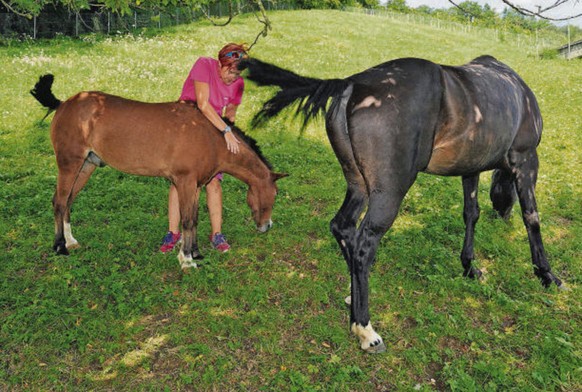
top-left (194, 80), bottom-right (240, 154)
top-left (224, 104), bottom-right (238, 123)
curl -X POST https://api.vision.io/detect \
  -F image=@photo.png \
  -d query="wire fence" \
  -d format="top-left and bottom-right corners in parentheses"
top-left (346, 7), bottom-right (564, 51)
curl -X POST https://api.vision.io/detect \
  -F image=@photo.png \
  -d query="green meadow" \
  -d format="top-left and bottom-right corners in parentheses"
top-left (1, 10), bottom-right (580, 391)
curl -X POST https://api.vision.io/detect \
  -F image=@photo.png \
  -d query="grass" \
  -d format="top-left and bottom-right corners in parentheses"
top-left (1, 9), bottom-right (581, 391)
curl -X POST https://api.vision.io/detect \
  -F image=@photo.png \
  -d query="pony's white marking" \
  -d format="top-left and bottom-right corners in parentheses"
top-left (351, 322), bottom-right (385, 352)
top-left (470, 191), bottom-right (477, 199)
top-left (474, 105), bottom-right (483, 123)
top-left (340, 239), bottom-right (346, 248)
top-left (64, 222), bottom-right (79, 249)
top-left (178, 250), bottom-right (198, 270)
top-left (382, 78), bottom-right (397, 85)
top-left (353, 96), bottom-right (382, 112)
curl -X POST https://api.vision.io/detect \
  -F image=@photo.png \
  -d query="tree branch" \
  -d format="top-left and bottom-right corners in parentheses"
top-left (248, 0), bottom-right (272, 51)
top-left (499, 0), bottom-right (582, 21)
top-left (1, 0), bottom-right (32, 18)
top-left (447, 0), bottom-right (582, 21)
top-left (447, 0), bottom-right (480, 19)
top-left (200, 0), bottom-right (234, 26)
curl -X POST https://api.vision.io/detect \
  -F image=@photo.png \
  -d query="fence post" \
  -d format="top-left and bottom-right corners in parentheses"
top-left (33, 15), bottom-right (37, 39)
top-left (76, 12), bottom-right (79, 36)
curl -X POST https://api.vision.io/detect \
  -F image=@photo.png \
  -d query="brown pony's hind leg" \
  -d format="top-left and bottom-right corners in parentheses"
top-left (63, 160), bottom-right (97, 249)
top-left (175, 179), bottom-right (202, 271)
top-left (53, 158), bottom-right (88, 255)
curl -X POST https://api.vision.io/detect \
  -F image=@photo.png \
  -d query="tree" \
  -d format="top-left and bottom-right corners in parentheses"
top-left (449, 0), bottom-right (582, 22)
top-left (386, 0), bottom-right (408, 13)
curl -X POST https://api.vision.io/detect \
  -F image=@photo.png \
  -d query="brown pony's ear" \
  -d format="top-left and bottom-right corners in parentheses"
top-left (271, 172), bottom-right (289, 181)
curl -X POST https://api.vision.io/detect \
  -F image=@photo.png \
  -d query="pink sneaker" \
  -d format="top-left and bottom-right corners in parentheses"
top-left (210, 233), bottom-right (230, 253)
top-left (160, 231), bottom-right (181, 253)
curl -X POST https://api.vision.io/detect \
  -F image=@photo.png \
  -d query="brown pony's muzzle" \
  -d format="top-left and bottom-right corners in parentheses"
top-left (257, 219), bottom-right (273, 233)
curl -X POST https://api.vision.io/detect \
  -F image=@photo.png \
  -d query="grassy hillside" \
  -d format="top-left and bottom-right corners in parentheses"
top-left (1, 10), bottom-right (580, 391)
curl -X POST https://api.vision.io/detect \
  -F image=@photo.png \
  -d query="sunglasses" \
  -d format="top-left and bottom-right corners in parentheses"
top-left (224, 51), bottom-right (247, 59)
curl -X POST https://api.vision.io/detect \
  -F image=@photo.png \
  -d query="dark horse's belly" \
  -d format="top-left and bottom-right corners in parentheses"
top-left (425, 57), bottom-right (536, 176)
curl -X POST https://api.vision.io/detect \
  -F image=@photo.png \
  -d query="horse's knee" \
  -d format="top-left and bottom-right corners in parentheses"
top-left (523, 211), bottom-right (540, 228)
top-left (463, 204), bottom-right (480, 225)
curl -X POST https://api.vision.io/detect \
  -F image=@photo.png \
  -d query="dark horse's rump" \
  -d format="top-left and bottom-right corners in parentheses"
top-left (240, 55), bottom-right (563, 353)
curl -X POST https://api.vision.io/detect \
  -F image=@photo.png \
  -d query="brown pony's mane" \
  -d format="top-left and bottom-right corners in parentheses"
top-left (228, 122), bottom-right (273, 170)
top-left (181, 101), bottom-right (273, 170)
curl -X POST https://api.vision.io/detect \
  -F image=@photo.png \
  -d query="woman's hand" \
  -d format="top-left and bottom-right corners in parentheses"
top-left (225, 131), bottom-right (241, 154)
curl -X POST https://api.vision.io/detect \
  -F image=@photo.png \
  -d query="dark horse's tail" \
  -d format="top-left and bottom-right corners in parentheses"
top-left (240, 59), bottom-right (350, 129)
top-left (30, 74), bottom-right (62, 120)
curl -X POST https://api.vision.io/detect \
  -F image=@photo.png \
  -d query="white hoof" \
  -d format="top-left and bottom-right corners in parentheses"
top-left (178, 252), bottom-right (198, 271)
top-left (351, 322), bottom-right (386, 354)
top-left (65, 239), bottom-right (80, 249)
top-left (64, 223), bottom-right (80, 249)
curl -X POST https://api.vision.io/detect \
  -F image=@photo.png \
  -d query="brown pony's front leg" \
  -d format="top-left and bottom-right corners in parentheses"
top-left (175, 180), bottom-right (203, 271)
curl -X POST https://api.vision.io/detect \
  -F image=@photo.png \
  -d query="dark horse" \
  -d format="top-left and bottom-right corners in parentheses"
top-left (240, 56), bottom-right (564, 353)
top-left (31, 74), bottom-right (286, 270)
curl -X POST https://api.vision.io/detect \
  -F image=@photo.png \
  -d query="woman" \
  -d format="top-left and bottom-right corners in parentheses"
top-left (160, 43), bottom-right (248, 253)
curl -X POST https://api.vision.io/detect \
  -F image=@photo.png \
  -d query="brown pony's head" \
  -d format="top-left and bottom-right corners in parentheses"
top-left (247, 172), bottom-right (288, 233)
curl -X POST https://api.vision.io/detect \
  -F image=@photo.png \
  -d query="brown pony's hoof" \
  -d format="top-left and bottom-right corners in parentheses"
top-left (180, 261), bottom-right (198, 272)
top-left (66, 242), bottom-right (80, 250)
top-left (54, 244), bottom-right (69, 256)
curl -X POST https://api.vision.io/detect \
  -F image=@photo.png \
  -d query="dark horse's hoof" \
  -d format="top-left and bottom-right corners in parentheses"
top-left (463, 266), bottom-right (482, 280)
top-left (535, 270), bottom-right (563, 289)
top-left (365, 341), bottom-right (387, 354)
top-left (192, 252), bottom-right (205, 260)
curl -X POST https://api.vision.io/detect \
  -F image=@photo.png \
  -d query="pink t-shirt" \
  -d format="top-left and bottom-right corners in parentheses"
top-left (179, 57), bottom-right (244, 115)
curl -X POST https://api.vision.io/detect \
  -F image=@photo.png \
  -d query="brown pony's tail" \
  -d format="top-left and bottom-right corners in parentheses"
top-left (30, 74), bottom-right (62, 120)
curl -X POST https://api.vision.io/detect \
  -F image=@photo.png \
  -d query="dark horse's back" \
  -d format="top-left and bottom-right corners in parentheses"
top-left (340, 55), bottom-right (542, 177)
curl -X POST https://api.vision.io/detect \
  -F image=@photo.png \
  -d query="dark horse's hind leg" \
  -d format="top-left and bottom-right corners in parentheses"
top-left (326, 93), bottom-right (367, 276)
top-left (460, 175), bottom-right (483, 279)
top-left (490, 168), bottom-right (517, 220)
top-left (511, 150), bottom-right (562, 288)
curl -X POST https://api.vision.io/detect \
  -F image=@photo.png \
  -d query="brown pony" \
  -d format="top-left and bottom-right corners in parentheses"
top-left (31, 74), bottom-right (287, 270)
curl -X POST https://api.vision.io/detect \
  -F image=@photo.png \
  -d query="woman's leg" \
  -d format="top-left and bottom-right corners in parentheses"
top-left (160, 184), bottom-right (182, 252)
top-left (206, 177), bottom-right (223, 235)
top-left (206, 176), bottom-right (230, 252)
top-left (168, 184), bottom-right (181, 233)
